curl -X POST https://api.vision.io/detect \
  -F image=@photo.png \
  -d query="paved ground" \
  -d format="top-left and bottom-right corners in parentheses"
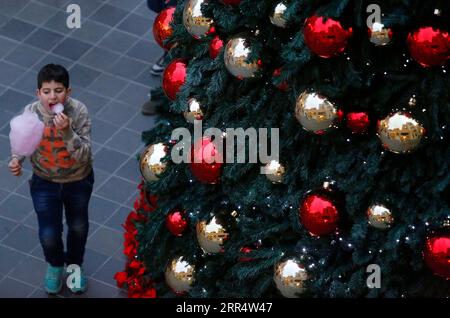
top-left (0, 0), bottom-right (162, 297)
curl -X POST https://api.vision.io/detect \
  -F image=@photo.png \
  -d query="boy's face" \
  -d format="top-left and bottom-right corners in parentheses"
top-left (36, 81), bottom-right (71, 112)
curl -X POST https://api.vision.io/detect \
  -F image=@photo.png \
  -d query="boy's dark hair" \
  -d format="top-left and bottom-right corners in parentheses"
top-left (37, 64), bottom-right (70, 89)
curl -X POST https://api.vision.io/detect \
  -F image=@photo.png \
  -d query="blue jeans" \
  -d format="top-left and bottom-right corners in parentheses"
top-left (30, 172), bottom-right (94, 267)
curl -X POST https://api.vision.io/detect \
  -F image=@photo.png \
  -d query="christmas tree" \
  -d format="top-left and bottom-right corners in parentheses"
top-left (115, 0), bottom-right (450, 298)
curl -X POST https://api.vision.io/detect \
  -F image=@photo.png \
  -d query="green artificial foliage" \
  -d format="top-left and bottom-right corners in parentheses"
top-left (135, 0), bottom-right (450, 297)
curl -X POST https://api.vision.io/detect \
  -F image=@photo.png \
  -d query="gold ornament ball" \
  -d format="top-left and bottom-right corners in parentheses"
top-left (183, 0), bottom-right (214, 39)
top-left (368, 22), bottom-right (393, 46)
top-left (377, 112), bottom-right (425, 154)
top-left (183, 98), bottom-right (204, 123)
top-left (139, 143), bottom-right (168, 182)
top-left (224, 35), bottom-right (261, 79)
top-left (165, 256), bottom-right (196, 294)
top-left (273, 259), bottom-right (308, 298)
top-left (196, 215), bottom-right (229, 254)
top-left (270, 2), bottom-right (288, 28)
top-left (295, 90), bottom-right (339, 134)
top-left (367, 204), bottom-right (394, 229)
top-left (262, 160), bottom-right (286, 183)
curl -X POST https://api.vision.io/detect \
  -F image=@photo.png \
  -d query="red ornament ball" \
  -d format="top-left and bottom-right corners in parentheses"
top-left (407, 27), bottom-right (450, 67)
top-left (239, 246), bottom-right (254, 262)
top-left (303, 15), bottom-right (352, 58)
top-left (346, 112), bottom-right (370, 134)
top-left (272, 68), bottom-right (289, 91)
top-left (209, 35), bottom-right (224, 59)
top-left (423, 230), bottom-right (450, 279)
top-left (299, 193), bottom-right (340, 236)
top-left (166, 210), bottom-right (188, 237)
top-left (221, 0), bottom-right (241, 5)
top-left (189, 137), bottom-right (223, 184)
top-left (153, 7), bottom-right (175, 50)
top-left (162, 59), bottom-right (187, 101)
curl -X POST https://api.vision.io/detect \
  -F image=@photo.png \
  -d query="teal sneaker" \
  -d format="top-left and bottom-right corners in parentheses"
top-left (68, 266), bottom-right (88, 294)
top-left (44, 264), bottom-right (64, 294)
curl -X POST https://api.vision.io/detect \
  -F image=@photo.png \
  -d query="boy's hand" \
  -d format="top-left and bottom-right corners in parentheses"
top-left (8, 158), bottom-right (22, 177)
top-left (54, 113), bottom-right (70, 132)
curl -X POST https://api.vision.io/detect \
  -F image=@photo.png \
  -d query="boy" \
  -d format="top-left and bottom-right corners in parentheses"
top-left (8, 64), bottom-right (94, 294)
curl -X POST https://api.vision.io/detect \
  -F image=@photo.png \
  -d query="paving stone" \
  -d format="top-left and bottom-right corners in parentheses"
top-left (0, 37), bottom-right (18, 58)
top-left (43, 11), bottom-right (74, 35)
top-left (115, 82), bottom-right (150, 108)
top-left (106, 128), bottom-right (142, 155)
top-left (0, 217), bottom-right (18, 242)
top-left (92, 257), bottom-right (123, 287)
top-left (90, 118), bottom-right (120, 144)
top-left (25, 28), bottom-right (64, 51)
top-left (2, 225), bottom-right (39, 253)
top-left (79, 46), bottom-right (121, 71)
top-left (90, 4), bottom-right (129, 27)
top-left (93, 148), bottom-right (129, 174)
top-left (76, 90), bottom-right (110, 115)
top-left (12, 71), bottom-right (39, 95)
top-left (87, 226), bottom-right (122, 256)
top-left (126, 112), bottom-right (156, 133)
top-left (0, 277), bottom-right (35, 298)
top-left (98, 29), bottom-right (140, 54)
top-left (0, 0), bottom-right (29, 16)
top-left (9, 256), bottom-right (47, 287)
top-left (36, 0), bottom-right (71, 8)
top-left (17, 2), bottom-right (58, 26)
top-left (87, 75), bottom-right (128, 100)
top-left (69, 64), bottom-right (101, 88)
top-left (52, 37), bottom-right (92, 61)
top-left (125, 39), bottom-right (162, 63)
top-left (70, 19), bottom-right (111, 44)
top-left (88, 195), bottom-right (120, 224)
top-left (96, 176), bottom-right (136, 205)
top-left (105, 206), bottom-right (131, 232)
top-left (0, 194), bottom-right (34, 222)
top-left (33, 53), bottom-right (73, 72)
top-left (0, 62), bottom-right (27, 87)
top-left (117, 14), bottom-right (150, 37)
top-left (4, 44), bottom-right (46, 68)
top-left (0, 245), bottom-right (26, 275)
top-left (0, 19), bottom-right (34, 41)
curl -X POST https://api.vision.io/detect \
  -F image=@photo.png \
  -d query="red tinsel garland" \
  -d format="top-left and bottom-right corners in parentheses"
top-left (114, 180), bottom-right (158, 298)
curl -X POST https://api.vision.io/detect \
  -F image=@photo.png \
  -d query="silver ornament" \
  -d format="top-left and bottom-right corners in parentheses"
top-left (368, 22), bottom-right (393, 46)
top-left (165, 256), bottom-right (196, 294)
top-left (183, 98), bottom-right (204, 123)
top-left (270, 2), bottom-right (288, 28)
top-left (196, 215), bottom-right (229, 254)
top-left (262, 160), bottom-right (286, 183)
top-left (224, 35), bottom-right (261, 79)
top-left (367, 204), bottom-right (394, 229)
top-left (273, 259), bottom-right (308, 298)
top-left (139, 143), bottom-right (168, 182)
top-left (295, 90), bottom-right (339, 134)
top-left (183, 0), bottom-right (214, 39)
top-left (377, 112), bottom-right (425, 154)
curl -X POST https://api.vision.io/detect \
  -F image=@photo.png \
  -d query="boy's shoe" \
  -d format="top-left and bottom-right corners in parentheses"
top-left (44, 264), bottom-right (64, 294)
top-left (68, 266), bottom-right (88, 294)
top-left (150, 53), bottom-right (167, 76)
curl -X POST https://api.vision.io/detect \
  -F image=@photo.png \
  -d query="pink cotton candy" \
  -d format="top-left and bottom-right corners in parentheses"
top-left (9, 109), bottom-right (45, 157)
top-left (52, 103), bottom-right (64, 114)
